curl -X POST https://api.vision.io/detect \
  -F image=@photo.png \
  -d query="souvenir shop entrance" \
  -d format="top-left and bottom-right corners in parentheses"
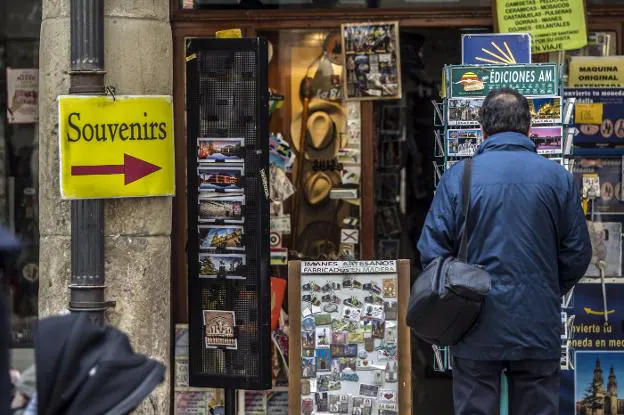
top-left (171, 3), bottom-right (624, 413)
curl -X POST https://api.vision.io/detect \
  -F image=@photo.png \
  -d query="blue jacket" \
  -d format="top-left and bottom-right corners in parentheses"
top-left (417, 132), bottom-right (592, 361)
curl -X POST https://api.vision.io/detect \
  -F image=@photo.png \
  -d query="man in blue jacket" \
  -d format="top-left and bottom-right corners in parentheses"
top-left (418, 88), bottom-right (592, 414)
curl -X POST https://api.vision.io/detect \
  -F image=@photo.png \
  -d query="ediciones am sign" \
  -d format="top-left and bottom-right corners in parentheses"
top-left (449, 63), bottom-right (559, 98)
top-left (58, 95), bottom-right (175, 199)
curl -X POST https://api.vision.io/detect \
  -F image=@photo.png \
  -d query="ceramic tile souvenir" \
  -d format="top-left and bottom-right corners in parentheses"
top-left (316, 327), bottom-right (331, 348)
top-left (373, 370), bottom-right (385, 387)
top-left (302, 357), bottom-right (316, 378)
top-left (302, 397), bottom-right (314, 414)
top-left (342, 306), bottom-right (362, 322)
top-left (385, 359), bottom-right (398, 382)
top-left (352, 396), bottom-right (373, 415)
top-left (315, 313), bottom-right (333, 326)
top-left (301, 379), bottom-right (311, 395)
top-left (384, 300), bottom-right (398, 320)
top-left (302, 330), bottom-right (316, 349)
top-left (331, 344), bottom-right (345, 358)
top-left (316, 392), bottom-right (329, 412)
top-left (347, 331), bottom-right (364, 343)
top-left (364, 333), bottom-right (375, 352)
top-left (359, 384), bottom-right (379, 397)
top-left (329, 394), bottom-right (350, 413)
top-left (302, 316), bottom-right (316, 331)
top-left (383, 278), bottom-right (397, 298)
top-left (344, 344), bottom-right (358, 358)
top-left (316, 349), bottom-right (332, 372)
top-left (332, 331), bottom-right (347, 344)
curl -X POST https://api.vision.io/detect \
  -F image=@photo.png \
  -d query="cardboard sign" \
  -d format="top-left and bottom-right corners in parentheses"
top-left (568, 57), bottom-right (624, 87)
top-left (58, 95), bottom-right (175, 199)
top-left (462, 33), bottom-right (531, 65)
top-left (6, 68), bottom-right (38, 124)
top-left (575, 103), bottom-right (603, 125)
top-left (495, 0), bottom-right (587, 53)
top-left (448, 64), bottom-right (558, 98)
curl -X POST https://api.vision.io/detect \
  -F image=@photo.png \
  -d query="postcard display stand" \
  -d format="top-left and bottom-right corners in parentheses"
top-left (430, 63), bottom-right (575, 373)
top-left (186, 38), bottom-right (272, 393)
top-left (288, 260), bottom-right (412, 415)
top-left (559, 88), bottom-right (624, 414)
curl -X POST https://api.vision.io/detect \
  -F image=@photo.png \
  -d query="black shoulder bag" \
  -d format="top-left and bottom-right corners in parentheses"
top-left (406, 159), bottom-right (492, 346)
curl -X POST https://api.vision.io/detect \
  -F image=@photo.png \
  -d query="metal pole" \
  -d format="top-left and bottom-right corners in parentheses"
top-left (225, 388), bottom-right (236, 415)
top-left (68, 0), bottom-right (112, 324)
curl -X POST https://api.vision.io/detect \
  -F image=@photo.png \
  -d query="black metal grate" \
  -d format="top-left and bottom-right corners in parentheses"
top-left (186, 38), bottom-right (270, 390)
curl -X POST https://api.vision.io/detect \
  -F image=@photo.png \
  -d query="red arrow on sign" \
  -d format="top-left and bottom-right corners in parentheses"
top-left (71, 154), bottom-right (162, 185)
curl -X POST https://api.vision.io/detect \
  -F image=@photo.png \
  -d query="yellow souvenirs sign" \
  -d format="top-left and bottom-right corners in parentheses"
top-left (58, 95), bottom-right (175, 199)
top-left (568, 57), bottom-right (624, 87)
top-left (495, 0), bottom-right (588, 53)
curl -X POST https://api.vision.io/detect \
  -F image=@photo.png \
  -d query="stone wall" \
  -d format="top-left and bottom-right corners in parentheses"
top-left (38, 0), bottom-right (173, 413)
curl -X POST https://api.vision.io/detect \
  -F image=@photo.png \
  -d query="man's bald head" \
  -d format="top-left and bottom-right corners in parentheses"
top-left (479, 88), bottom-right (532, 137)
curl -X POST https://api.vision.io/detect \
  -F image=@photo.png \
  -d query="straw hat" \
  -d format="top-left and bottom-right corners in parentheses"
top-left (291, 100), bottom-right (347, 161)
top-left (303, 170), bottom-right (340, 206)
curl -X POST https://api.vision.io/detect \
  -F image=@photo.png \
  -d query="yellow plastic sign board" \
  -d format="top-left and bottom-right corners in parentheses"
top-left (575, 103), bottom-right (603, 125)
top-left (495, 0), bottom-right (587, 53)
top-left (568, 57), bottom-right (624, 87)
top-left (216, 29), bottom-right (242, 39)
top-left (58, 95), bottom-right (175, 199)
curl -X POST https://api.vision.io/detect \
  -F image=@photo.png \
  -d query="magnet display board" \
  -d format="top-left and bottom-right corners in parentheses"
top-left (288, 260), bottom-right (411, 414)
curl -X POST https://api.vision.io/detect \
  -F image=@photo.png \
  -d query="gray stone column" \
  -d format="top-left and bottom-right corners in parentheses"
top-left (39, 0), bottom-right (173, 412)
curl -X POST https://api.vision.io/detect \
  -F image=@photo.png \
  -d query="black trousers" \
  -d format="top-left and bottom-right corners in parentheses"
top-left (452, 358), bottom-right (560, 415)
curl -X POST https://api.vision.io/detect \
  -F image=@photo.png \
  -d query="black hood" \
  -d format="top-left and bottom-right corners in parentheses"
top-left (34, 313), bottom-right (165, 415)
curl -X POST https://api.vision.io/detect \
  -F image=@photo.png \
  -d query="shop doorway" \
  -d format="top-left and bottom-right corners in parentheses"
top-left (373, 28), bottom-right (490, 414)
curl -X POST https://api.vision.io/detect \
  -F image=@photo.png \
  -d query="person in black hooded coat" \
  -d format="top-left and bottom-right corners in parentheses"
top-left (34, 312), bottom-right (165, 415)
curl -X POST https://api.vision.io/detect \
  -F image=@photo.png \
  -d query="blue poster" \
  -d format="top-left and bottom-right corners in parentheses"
top-left (461, 33), bottom-right (532, 65)
top-left (564, 88), bottom-right (624, 147)
top-left (561, 283), bottom-right (624, 415)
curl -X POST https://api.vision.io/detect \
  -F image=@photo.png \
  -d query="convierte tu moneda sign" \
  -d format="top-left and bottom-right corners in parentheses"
top-left (496, 0), bottom-right (588, 53)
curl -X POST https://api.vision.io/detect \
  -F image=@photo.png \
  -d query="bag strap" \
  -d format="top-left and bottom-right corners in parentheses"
top-left (458, 159), bottom-right (472, 262)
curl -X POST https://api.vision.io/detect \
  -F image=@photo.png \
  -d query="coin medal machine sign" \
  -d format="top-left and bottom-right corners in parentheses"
top-left (58, 95), bottom-right (175, 199)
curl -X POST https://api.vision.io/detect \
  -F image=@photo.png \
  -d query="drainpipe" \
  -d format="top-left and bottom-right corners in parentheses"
top-left (68, 0), bottom-right (112, 324)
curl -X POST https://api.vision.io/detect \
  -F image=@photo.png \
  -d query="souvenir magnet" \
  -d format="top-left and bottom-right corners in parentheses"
top-left (341, 370), bottom-right (360, 382)
top-left (302, 357), bottom-right (316, 378)
top-left (359, 384), bottom-right (379, 397)
top-left (331, 344), bottom-right (345, 358)
top-left (347, 331), bottom-right (364, 343)
top-left (302, 330), bottom-right (316, 349)
top-left (332, 331), bottom-right (347, 344)
top-left (316, 327), bottom-right (331, 348)
top-left (358, 350), bottom-right (368, 359)
top-left (342, 306), bottom-right (362, 322)
top-left (344, 344), bottom-right (358, 358)
top-left (384, 301), bottom-right (398, 320)
top-left (372, 320), bottom-right (385, 339)
top-left (315, 313), bottom-right (333, 326)
top-left (316, 392), bottom-right (329, 412)
top-left (364, 333), bottom-right (375, 351)
top-left (374, 370), bottom-right (385, 387)
top-left (379, 390), bottom-right (397, 403)
top-left (302, 398), bottom-right (314, 414)
top-left (301, 379), bottom-right (311, 395)
top-left (383, 278), bottom-right (397, 298)
top-left (385, 359), bottom-right (398, 382)
top-left (323, 303), bottom-right (339, 313)
top-left (302, 316), bottom-right (316, 331)
top-left (310, 378), bottom-right (318, 393)
top-left (344, 296), bottom-right (363, 308)
top-left (385, 326), bottom-right (397, 344)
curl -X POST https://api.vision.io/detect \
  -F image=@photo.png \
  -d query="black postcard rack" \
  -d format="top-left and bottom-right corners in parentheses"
top-left (186, 37), bottom-right (271, 390)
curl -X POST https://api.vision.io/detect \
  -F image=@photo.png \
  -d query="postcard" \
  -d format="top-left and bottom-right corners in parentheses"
top-left (198, 166), bottom-right (244, 192)
top-left (447, 98), bottom-right (483, 126)
top-left (197, 137), bottom-right (244, 163)
top-left (447, 128), bottom-right (483, 157)
top-left (198, 194), bottom-right (244, 224)
top-left (530, 97), bottom-right (562, 124)
top-left (199, 253), bottom-right (246, 279)
top-left (530, 126), bottom-right (563, 154)
top-left (198, 225), bottom-right (244, 251)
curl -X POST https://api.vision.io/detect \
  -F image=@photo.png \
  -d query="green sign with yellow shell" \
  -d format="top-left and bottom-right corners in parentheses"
top-left (448, 64), bottom-right (559, 98)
